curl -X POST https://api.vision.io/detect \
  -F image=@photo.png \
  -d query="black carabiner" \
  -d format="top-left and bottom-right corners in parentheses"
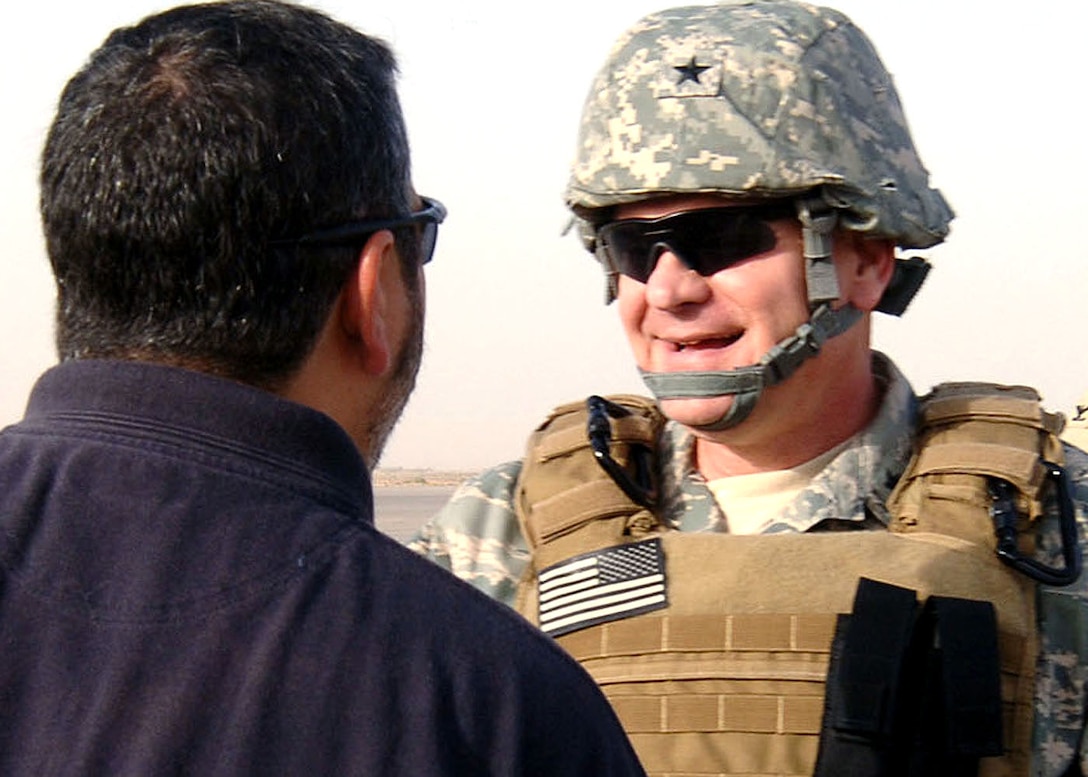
top-left (586, 395), bottom-right (657, 510)
top-left (990, 461), bottom-right (1082, 587)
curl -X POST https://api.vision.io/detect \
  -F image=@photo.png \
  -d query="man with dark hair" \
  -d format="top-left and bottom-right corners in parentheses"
top-left (0, 2), bottom-right (645, 774)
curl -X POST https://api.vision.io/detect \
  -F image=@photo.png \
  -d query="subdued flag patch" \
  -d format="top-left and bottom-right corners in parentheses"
top-left (538, 538), bottom-right (667, 637)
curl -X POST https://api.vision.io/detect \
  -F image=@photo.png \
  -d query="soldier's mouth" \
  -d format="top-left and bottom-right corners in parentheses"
top-left (674, 335), bottom-right (741, 352)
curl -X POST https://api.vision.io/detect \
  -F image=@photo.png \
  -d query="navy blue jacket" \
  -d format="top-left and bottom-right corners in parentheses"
top-left (0, 360), bottom-right (645, 776)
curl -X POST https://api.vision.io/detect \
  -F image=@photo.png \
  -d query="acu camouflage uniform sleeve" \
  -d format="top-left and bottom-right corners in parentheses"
top-left (405, 460), bottom-right (530, 608)
top-left (1033, 443), bottom-right (1088, 776)
top-left (878, 409), bottom-right (1088, 775)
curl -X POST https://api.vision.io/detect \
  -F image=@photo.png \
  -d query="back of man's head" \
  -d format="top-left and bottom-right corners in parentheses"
top-left (41, 0), bottom-right (415, 389)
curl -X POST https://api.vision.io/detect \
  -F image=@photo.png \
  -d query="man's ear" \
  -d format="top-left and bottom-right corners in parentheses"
top-left (840, 233), bottom-right (896, 312)
top-left (340, 229), bottom-right (398, 376)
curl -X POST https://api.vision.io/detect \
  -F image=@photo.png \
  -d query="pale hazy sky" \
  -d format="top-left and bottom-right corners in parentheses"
top-left (2, 1), bottom-right (1086, 470)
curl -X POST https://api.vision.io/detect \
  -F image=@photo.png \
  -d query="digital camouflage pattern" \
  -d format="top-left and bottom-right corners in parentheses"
top-left (1033, 438), bottom-right (1088, 775)
top-left (565, 0), bottom-right (953, 251)
top-left (410, 355), bottom-right (1088, 775)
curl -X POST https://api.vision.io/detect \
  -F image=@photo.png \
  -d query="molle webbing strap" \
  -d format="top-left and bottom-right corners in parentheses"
top-left (921, 386), bottom-right (1063, 436)
top-left (557, 606), bottom-right (1024, 777)
top-left (526, 479), bottom-right (645, 546)
top-left (888, 382), bottom-right (1066, 538)
top-left (525, 408), bottom-right (657, 545)
top-left (514, 394), bottom-right (664, 560)
top-left (560, 610), bottom-right (840, 670)
top-left (560, 610), bottom-right (837, 735)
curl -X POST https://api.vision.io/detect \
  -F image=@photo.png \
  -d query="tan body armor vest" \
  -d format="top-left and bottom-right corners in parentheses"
top-left (513, 385), bottom-right (1070, 777)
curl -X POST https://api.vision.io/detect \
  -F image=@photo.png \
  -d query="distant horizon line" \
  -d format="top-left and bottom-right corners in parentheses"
top-left (372, 467), bottom-right (477, 488)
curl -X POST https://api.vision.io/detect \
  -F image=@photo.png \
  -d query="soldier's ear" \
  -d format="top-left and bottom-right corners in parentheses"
top-left (839, 233), bottom-right (895, 312)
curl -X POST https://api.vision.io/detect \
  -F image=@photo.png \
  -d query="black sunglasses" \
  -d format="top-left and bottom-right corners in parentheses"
top-left (597, 201), bottom-right (795, 283)
top-left (275, 196), bottom-right (447, 264)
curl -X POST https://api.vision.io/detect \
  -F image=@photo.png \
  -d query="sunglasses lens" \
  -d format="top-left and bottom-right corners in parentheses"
top-left (419, 223), bottom-right (438, 265)
top-left (600, 206), bottom-right (787, 282)
top-left (601, 225), bottom-right (659, 282)
top-left (678, 210), bottom-right (779, 272)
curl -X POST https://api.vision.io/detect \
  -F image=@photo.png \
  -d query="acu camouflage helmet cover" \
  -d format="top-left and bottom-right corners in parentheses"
top-left (565, 0), bottom-right (953, 249)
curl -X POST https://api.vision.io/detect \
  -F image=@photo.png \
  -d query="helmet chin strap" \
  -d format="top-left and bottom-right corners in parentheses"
top-left (640, 302), bottom-right (861, 430)
top-left (639, 196), bottom-right (863, 431)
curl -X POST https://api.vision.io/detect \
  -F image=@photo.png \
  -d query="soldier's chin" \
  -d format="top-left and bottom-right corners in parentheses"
top-left (659, 395), bottom-right (737, 430)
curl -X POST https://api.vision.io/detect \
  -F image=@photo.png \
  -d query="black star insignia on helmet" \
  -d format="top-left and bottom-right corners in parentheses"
top-left (674, 56), bottom-right (711, 85)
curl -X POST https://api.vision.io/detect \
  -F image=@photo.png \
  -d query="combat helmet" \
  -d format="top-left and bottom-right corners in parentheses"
top-left (565, 0), bottom-right (954, 429)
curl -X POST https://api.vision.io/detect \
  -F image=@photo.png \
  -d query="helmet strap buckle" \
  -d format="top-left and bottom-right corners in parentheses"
top-left (797, 195), bottom-right (840, 309)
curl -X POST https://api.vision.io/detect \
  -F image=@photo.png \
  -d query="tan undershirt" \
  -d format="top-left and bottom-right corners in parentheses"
top-left (705, 438), bottom-right (852, 535)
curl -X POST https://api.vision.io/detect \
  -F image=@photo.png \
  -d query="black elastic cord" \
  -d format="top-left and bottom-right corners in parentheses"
top-left (586, 396), bottom-right (657, 509)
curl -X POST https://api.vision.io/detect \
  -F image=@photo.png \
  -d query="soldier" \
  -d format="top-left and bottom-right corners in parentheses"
top-left (411, 1), bottom-right (1088, 775)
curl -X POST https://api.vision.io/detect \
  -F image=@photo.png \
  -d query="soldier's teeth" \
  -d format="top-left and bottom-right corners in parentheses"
top-left (675, 336), bottom-right (739, 352)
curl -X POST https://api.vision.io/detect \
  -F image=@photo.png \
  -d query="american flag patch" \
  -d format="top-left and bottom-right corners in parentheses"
top-left (538, 538), bottom-right (667, 637)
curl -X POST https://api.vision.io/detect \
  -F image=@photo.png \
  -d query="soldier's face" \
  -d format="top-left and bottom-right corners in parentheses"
top-left (611, 194), bottom-right (811, 431)
top-left (611, 193), bottom-right (895, 444)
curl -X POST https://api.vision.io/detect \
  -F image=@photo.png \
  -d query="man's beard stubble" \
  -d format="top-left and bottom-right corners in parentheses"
top-left (359, 278), bottom-right (424, 469)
